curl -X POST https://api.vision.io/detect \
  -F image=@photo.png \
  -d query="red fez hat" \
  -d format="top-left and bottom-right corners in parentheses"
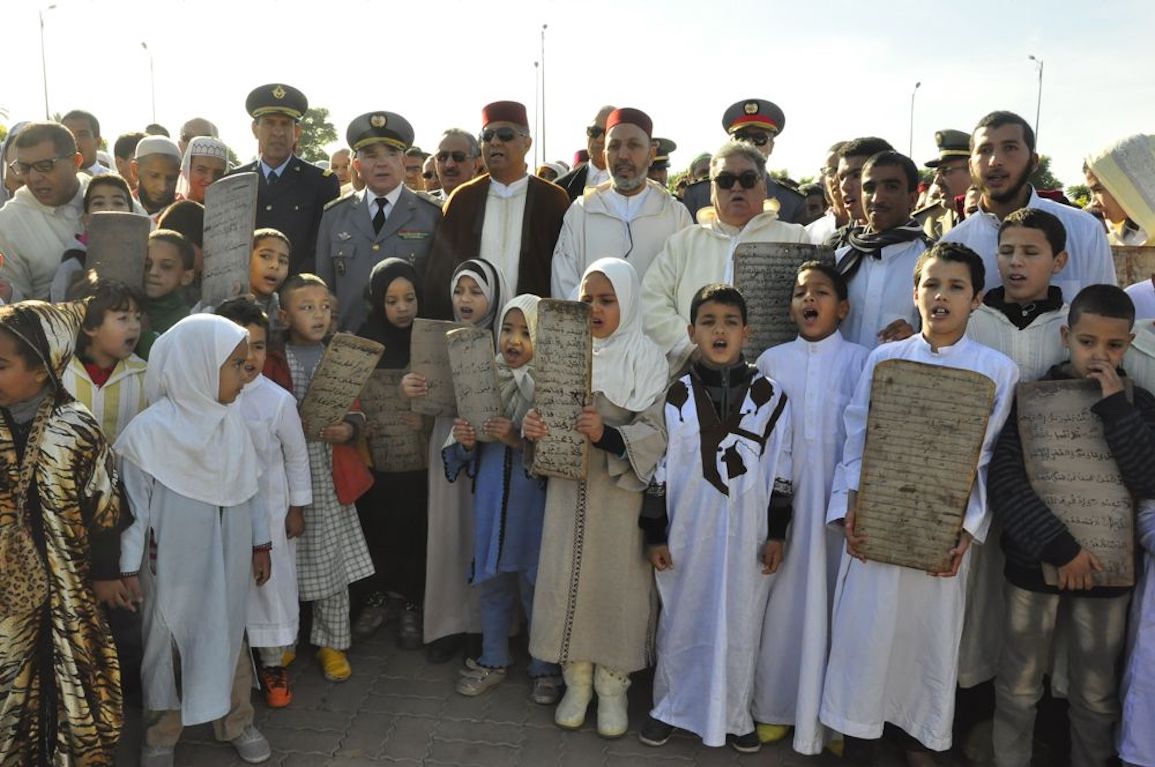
top-left (481, 101), bottom-right (528, 128)
top-left (605, 107), bottom-right (652, 138)
top-left (574, 149), bottom-right (589, 166)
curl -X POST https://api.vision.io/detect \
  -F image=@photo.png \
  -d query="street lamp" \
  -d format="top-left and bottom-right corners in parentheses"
top-left (909, 81), bottom-right (921, 156)
top-left (1028, 55), bottom-right (1044, 143)
top-left (142, 42), bottom-right (156, 123)
top-left (533, 61), bottom-right (540, 169)
top-left (39, 4), bottom-right (57, 119)
top-left (540, 24), bottom-right (547, 160)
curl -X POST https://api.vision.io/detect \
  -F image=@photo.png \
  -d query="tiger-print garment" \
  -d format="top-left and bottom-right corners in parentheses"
top-left (0, 300), bottom-right (126, 766)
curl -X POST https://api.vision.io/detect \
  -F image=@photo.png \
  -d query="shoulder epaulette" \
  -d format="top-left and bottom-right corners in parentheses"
top-left (324, 192), bottom-right (355, 211)
top-left (414, 190), bottom-right (442, 208)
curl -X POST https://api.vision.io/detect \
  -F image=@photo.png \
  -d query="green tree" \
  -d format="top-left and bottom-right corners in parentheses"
top-left (1030, 154), bottom-right (1063, 191)
top-left (297, 107), bottom-right (337, 164)
top-left (1067, 183), bottom-right (1092, 209)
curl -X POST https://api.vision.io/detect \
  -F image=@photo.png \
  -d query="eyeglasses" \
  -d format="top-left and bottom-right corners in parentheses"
top-left (480, 127), bottom-right (523, 143)
top-left (713, 170), bottom-right (761, 190)
top-left (8, 154), bottom-right (72, 177)
top-left (436, 150), bottom-right (468, 163)
top-left (586, 125), bottom-right (605, 139)
top-left (734, 130), bottom-right (774, 147)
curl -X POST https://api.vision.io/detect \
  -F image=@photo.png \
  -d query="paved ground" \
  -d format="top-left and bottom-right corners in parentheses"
top-left (112, 625), bottom-right (984, 767)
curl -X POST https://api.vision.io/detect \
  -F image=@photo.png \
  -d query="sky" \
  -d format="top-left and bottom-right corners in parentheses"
top-left (3, 0), bottom-right (1154, 190)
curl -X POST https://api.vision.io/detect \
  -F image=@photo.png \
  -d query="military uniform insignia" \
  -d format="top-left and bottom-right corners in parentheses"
top-left (744, 102), bottom-right (759, 115)
top-left (272, 85), bottom-right (286, 99)
top-left (337, 231), bottom-right (351, 241)
top-left (398, 230), bottom-right (430, 240)
top-left (323, 168), bottom-right (333, 176)
top-left (370, 114), bottom-right (387, 128)
top-left (336, 260), bottom-right (346, 276)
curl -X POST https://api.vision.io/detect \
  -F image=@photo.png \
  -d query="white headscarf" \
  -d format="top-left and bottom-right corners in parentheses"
top-left (582, 257), bottom-right (668, 411)
top-left (450, 258), bottom-right (510, 331)
top-left (115, 314), bottom-right (258, 507)
top-left (176, 135), bottom-right (229, 200)
top-left (494, 294), bottom-right (540, 424)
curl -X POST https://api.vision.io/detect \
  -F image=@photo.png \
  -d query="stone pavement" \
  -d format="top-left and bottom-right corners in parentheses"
top-left (113, 626), bottom-right (978, 767)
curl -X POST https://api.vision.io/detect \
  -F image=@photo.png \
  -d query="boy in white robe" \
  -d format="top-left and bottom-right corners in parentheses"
top-left (217, 298), bottom-right (312, 709)
top-left (820, 243), bottom-right (1019, 764)
top-left (753, 261), bottom-right (868, 754)
top-left (638, 284), bottom-right (793, 754)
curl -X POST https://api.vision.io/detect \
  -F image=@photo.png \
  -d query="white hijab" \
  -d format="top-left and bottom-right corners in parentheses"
top-left (176, 135), bottom-right (229, 200)
top-left (494, 294), bottom-right (540, 424)
top-left (582, 257), bottom-right (668, 412)
top-left (115, 314), bottom-right (258, 507)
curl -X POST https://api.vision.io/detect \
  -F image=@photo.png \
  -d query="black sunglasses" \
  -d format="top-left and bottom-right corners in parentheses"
top-left (585, 125), bottom-right (605, 139)
top-left (436, 150), bottom-right (468, 163)
top-left (714, 170), bottom-right (761, 190)
top-left (734, 130), bottom-right (773, 147)
top-left (480, 127), bottom-right (522, 143)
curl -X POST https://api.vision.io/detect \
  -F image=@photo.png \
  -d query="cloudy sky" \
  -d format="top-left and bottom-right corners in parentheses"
top-left (3, 0), bottom-right (1152, 189)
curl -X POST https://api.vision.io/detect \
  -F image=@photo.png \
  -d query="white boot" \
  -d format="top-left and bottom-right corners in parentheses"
top-left (554, 660), bottom-right (594, 730)
top-left (594, 665), bottom-right (631, 738)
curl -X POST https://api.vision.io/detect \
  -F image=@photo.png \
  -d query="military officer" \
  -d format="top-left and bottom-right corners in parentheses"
top-left (315, 111), bottom-right (441, 332)
top-left (681, 98), bottom-right (806, 224)
top-left (648, 137), bottom-right (677, 188)
top-left (913, 129), bottom-right (970, 240)
top-left (231, 83), bottom-right (341, 275)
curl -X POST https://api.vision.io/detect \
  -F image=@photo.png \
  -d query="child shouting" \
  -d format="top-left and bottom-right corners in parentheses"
top-left (248, 228), bottom-right (291, 335)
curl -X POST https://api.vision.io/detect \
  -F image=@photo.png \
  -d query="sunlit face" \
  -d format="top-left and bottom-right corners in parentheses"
top-left (481, 121), bottom-right (531, 182)
top-left (240, 323), bottom-right (267, 385)
top-left (499, 308), bottom-right (533, 368)
top-left (934, 159), bottom-right (970, 200)
top-left (355, 143), bottom-right (404, 196)
top-left (249, 236), bottom-right (291, 298)
top-left (862, 162), bottom-right (917, 233)
top-left (837, 153), bottom-right (869, 223)
top-left (3, 141), bottom-right (23, 197)
top-left (1062, 312), bottom-right (1134, 380)
top-left (85, 183), bottom-right (131, 216)
top-left (790, 268), bottom-right (848, 342)
top-left (84, 302), bottom-right (142, 365)
top-left (187, 155), bottom-right (227, 203)
top-left (688, 299), bottom-right (747, 366)
top-left (404, 155), bottom-right (424, 188)
top-left (452, 275), bottom-right (489, 325)
top-left (580, 271), bottom-right (620, 339)
top-left (252, 113), bottom-right (301, 167)
top-left (329, 149), bottom-right (352, 184)
top-left (384, 276), bottom-right (418, 329)
top-left (143, 240), bottom-right (193, 299)
top-left (436, 133), bottom-right (479, 194)
top-left (134, 154), bottom-right (180, 213)
top-left (0, 330), bottom-right (49, 408)
top-left (279, 285), bottom-right (332, 344)
top-left (710, 153), bottom-right (767, 228)
top-left (62, 117), bottom-right (99, 167)
top-left (422, 156), bottom-right (440, 192)
top-left (1085, 168), bottom-right (1129, 225)
top-left (587, 107), bottom-right (613, 170)
top-left (914, 257), bottom-right (981, 346)
top-left (605, 123), bottom-right (654, 194)
top-left (996, 225), bottom-right (1068, 304)
top-left (970, 123), bottom-right (1036, 205)
top-left (821, 148), bottom-right (841, 210)
top-left (217, 338), bottom-right (249, 404)
top-left (13, 139), bottom-right (82, 207)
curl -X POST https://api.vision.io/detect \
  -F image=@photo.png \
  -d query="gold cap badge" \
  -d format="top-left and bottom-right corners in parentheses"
top-left (272, 85), bottom-right (286, 99)
top-left (370, 114), bottom-right (387, 128)
top-left (744, 102), bottom-right (759, 115)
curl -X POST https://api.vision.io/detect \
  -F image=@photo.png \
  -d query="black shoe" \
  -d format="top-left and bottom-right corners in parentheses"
top-left (729, 731), bottom-right (761, 754)
top-left (397, 604), bottom-right (423, 650)
top-left (425, 633), bottom-right (463, 664)
top-left (638, 716), bottom-right (674, 747)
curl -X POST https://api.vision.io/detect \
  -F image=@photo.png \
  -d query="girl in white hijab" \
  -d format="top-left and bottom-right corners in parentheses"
top-left (116, 314), bottom-right (272, 764)
top-left (177, 136), bottom-right (229, 204)
top-left (524, 257), bottom-right (669, 738)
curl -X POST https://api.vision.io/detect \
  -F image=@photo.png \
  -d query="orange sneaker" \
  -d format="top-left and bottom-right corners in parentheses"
top-left (259, 665), bottom-right (293, 708)
top-left (316, 647), bottom-right (351, 682)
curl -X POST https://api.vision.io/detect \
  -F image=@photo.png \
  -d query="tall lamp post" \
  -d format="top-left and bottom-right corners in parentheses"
top-left (1028, 55), bottom-right (1044, 144)
top-left (540, 24), bottom-right (547, 161)
top-left (142, 42), bottom-right (156, 123)
top-left (908, 81), bottom-right (921, 156)
top-left (533, 61), bottom-right (540, 169)
top-left (39, 5), bottom-right (57, 119)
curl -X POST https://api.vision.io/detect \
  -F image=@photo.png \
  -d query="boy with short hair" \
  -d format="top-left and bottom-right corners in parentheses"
top-left (752, 261), bottom-right (869, 755)
top-left (989, 284), bottom-right (1155, 767)
top-left (216, 296), bottom-right (311, 709)
top-left (639, 283), bottom-right (793, 754)
top-left (248, 228), bottom-right (290, 334)
top-left (50, 173), bottom-right (136, 302)
top-left (820, 243), bottom-right (1020, 764)
top-left (137, 229), bottom-right (196, 359)
top-left (263, 274), bottom-right (374, 682)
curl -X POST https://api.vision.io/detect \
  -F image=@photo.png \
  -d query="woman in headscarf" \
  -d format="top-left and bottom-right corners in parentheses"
top-left (176, 136), bottom-right (229, 205)
top-left (0, 299), bottom-right (130, 766)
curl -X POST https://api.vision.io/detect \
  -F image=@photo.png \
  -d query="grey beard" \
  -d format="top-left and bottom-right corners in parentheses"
top-left (612, 173), bottom-right (646, 193)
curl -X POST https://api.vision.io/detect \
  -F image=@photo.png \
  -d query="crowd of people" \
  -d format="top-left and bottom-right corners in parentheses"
top-left (0, 82), bottom-right (1153, 767)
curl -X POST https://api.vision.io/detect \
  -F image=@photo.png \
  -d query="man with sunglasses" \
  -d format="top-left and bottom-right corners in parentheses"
top-left (641, 140), bottom-right (809, 366)
top-left (421, 101), bottom-right (569, 320)
top-left (555, 105), bottom-right (616, 202)
top-left (432, 129), bottom-right (482, 198)
top-left (913, 129), bottom-right (970, 240)
top-left (552, 108), bottom-right (690, 299)
top-left (0, 122), bottom-right (90, 300)
top-left (421, 156), bottom-right (441, 195)
top-left (682, 99), bottom-right (806, 226)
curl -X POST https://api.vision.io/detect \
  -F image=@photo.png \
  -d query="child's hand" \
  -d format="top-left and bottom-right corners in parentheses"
top-left (1085, 360), bottom-right (1125, 398)
top-left (1058, 548), bottom-right (1103, 590)
top-left (761, 539), bottom-right (785, 574)
top-left (934, 531), bottom-right (973, 577)
top-left (648, 544), bottom-right (674, 571)
top-left (253, 550), bottom-right (271, 586)
top-left (575, 405), bottom-right (604, 442)
top-left (843, 491), bottom-right (868, 562)
top-left (93, 579), bottom-right (136, 611)
top-left (484, 417), bottom-right (519, 447)
top-left (400, 373), bottom-right (428, 399)
top-left (522, 409), bottom-right (549, 441)
top-left (320, 421), bottom-right (353, 444)
top-left (877, 319), bottom-right (915, 344)
top-left (453, 417), bottom-right (477, 449)
top-left (122, 575), bottom-right (143, 609)
top-left (285, 506), bottom-right (304, 539)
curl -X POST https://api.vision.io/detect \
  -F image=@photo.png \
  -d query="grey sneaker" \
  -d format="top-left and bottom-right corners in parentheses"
top-left (456, 664), bottom-right (507, 696)
top-left (397, 604), bottom-right (423, 650)
top-left (530, 674), bottom-right (564, 705)
top-left (353, 604), bottom-right (388, 640)
top-left (231, 724), bottom-right (272, 764)
top-left (140, 744), bottom-right (175, 767)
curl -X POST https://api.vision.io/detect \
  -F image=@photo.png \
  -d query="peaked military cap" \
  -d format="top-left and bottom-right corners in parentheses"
top-left (722, 99), bottom-right (785, 136)
top-left (246, 83), bottom-right (308, 120)
top-left (925, 129), bottom-right (971, 167)
top-left (346, 112), bottom-right (415, 153)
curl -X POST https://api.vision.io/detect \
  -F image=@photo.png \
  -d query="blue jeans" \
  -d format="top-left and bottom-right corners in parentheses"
top-left (478, 571), bottom-right (558, 677)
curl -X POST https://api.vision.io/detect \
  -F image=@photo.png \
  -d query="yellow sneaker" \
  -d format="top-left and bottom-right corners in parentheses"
top-left (281, 648), bottom-right (296, 668)
top-left (316, 647), bottom-right (351, 682)
top-left (755, 723), bottom-right (791, 743)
